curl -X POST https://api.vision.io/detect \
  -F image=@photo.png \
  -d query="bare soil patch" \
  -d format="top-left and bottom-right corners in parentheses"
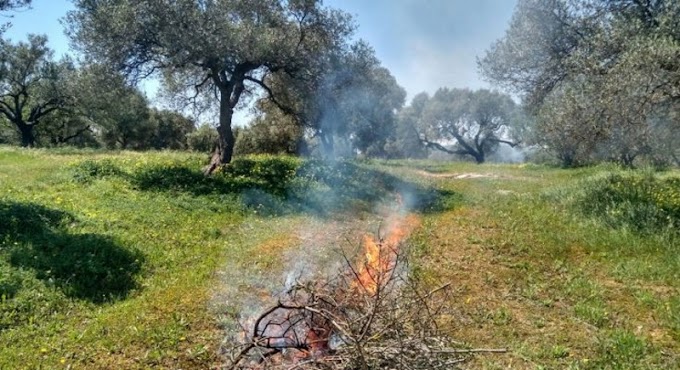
top-left (415, 170), bottom-right (525, 180)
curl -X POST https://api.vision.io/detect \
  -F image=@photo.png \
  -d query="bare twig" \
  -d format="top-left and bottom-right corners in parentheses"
top-left (224, 226), bottom-right (506, 369)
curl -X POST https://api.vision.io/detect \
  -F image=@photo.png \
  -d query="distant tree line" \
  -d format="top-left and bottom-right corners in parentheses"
top-left (0, 35), bottom-right (197, 150)
top-left (61, 0), bottom-right (525, 165)
top-left (0, 0), bottom-right (677, 169)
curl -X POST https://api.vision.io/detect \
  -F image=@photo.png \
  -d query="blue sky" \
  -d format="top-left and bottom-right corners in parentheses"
top-left (4, 0), bottom-right (517, 103)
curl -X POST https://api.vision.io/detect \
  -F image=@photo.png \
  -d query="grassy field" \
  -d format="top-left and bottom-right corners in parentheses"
top-left (0, 146), bottom-right (679, 369)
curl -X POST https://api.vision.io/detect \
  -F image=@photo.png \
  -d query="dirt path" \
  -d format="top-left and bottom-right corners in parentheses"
top-left (415, 169), bottom-right (524, 180)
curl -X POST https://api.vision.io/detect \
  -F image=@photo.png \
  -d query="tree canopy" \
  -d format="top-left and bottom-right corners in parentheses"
top-left (67, 0), bottom-right (356, 170)
top-left (479, 0), bottom-right (680, 166)
top-left (416, 88), bottom-right (519, 164)
top-left (0, 0), bottom-right (30, 10)
top-left (259, 40), bottom-right (405, 158)
top-left (0, 0), bottom-right (31, 33)
top-left (0, 35), bottom-right (72, 147)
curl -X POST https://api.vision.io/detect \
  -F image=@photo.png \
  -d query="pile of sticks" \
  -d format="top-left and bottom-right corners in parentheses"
top-left (225, 241), bottom-right (505, 369)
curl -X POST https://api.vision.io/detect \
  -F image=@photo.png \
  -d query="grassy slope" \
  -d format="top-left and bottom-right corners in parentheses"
top-left (0, 148), bottom-right (275, 369)
top-left (391, 161), bottom-right (680, 369)
top-left (1, 147), bottom-right (679, 369)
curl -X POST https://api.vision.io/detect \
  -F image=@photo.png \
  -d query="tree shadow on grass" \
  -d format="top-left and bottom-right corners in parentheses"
top-left (0, 201), bottom-right (143, 303)
top-left (127, 159), bottom-right (461, 216)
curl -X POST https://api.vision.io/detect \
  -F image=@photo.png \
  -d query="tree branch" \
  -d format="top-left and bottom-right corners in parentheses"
top-left (244, 75), bottom-right (298, 117)
top-left (488, 138), bottom-right (520, 147)
top-left (27, 97), bottom-right (65, 123)
top-left (0, 99), bottom-right (15, 121)
top-left (60, 124), bottom-right (92, 143)
top-left (420, 137), bottom-right (469, 156)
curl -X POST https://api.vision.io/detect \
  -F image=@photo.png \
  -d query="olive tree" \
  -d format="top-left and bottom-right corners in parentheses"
top-left (418, 88), bottom-right (519, 164)
top-left (235, 101), bottom-right (306, 156)
top-left (67, 0), bottom-right (354, 171)
top-left (68, 63), bottom-right (154, 149)
top-left (0, 0), bottom-right (30, 11)
top-left (260, 41), bottom-right (405, 158)
top-left (479, 0), bottom-right (680, 166)
top-left (148, 108), bottom-right (196, 150)
top-left (0, 35), bottom-right (73, 147)
top-left (385, 93), bottom-right (429, 159)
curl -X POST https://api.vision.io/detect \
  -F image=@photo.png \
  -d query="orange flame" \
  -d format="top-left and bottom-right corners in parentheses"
top-left (354, 214), bottom-right (420, 295)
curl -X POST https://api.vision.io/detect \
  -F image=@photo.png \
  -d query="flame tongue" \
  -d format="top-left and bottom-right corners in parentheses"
top-left (354, 214), bottom-right (419, 295)
top-left (233, 205), bottom-right (421, 368)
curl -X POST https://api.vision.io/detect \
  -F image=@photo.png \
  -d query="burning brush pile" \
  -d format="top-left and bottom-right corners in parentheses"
top-left (224, 214), bottom-right (504, 369)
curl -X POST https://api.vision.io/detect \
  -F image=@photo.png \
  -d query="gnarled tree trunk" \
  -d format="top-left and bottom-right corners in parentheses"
top-left (204, 94), bottom-right (236, 175)
top-left (17, 121), bottom-right (36, 148)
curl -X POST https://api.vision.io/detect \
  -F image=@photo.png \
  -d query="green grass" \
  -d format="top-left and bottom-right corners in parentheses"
top-left (0, 148), bottom-right (242, 368)
top-left (566, 171), bottom-right (680, 234)
top-left (402, 161), bottom-right (680, 369)
top-left (0, 146), bottom-right (440, 368)
top-left (1, 146), bottom-right (679, 369)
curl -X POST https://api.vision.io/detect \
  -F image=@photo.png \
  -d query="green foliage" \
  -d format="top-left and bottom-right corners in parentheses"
top-left (35, 110), bottom-right (99, 148)
top-left (186, 124), bottom-right (218, 153)
top-left (263, 41), bottom-right (405, 158)
top-left (74, 154), bottom-right (442, 216)
top-left (593, 330), bottom-right (650, 370)
top-left (2, 148), bottom-right (679, 368)
top-left (416, 88), bottom-right (520, 163)
top-left (0, 0), bottom-right (31, 13)
top-left (0, 148), bottom-right (244, 367)
top-left (69, 158), bottom-right (124, 182)
top-left (480, 0), bottom-right (680, 167)
top-left (572, 173), bottom-right (680, 234)
top-left (67, 0), bottom-right (358, 164)
top-left (0, 34), bottom-right (73, 147)
top-left (148, 109), bottom-right (195, 150)
top-left (223, 155), bottom-right (300, 196)
top-left (0, 261), bottom-right (22, 299)
top-left (235, 111), bottom-right (305, 156)
top-left (664, 295), bottom-right (680, 341)
top-left (385, 108), bottom-right (428, 159)
top-left (0, 262), bottom-right (67, 332)
top-left (97, 87), bottom-right (152, 150)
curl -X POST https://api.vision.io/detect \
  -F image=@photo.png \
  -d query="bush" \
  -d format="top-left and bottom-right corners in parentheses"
top-left (119, 155), bottom-right (443, 216)
top-left (70, 159), bottom-right (124, 183)
top-left (223, 155), bottom-right (301, 196)
top-left (0, 262), bottom-right (22, 300)
top-left (186, 124), bottom-right (218, 153)
top-left (573, 173), bottom-right (680, 234)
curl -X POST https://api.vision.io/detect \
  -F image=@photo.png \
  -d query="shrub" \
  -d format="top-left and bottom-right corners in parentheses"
top-left (0, 262), bottom-right (22, 300)
top-left (186, 124), bottom-right (218, 153)
top-left (573, 173), bottom-right (680, 234)
top-left (126, 155), bottom-right (442, 215)
top-left (223, 155), bottom-right (301, 195)
top-left (70, 159), bottom-right (124, 183)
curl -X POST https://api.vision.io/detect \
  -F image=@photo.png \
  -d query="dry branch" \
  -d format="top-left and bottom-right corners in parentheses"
top-left (224, 235), bottom-right (506, 369)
